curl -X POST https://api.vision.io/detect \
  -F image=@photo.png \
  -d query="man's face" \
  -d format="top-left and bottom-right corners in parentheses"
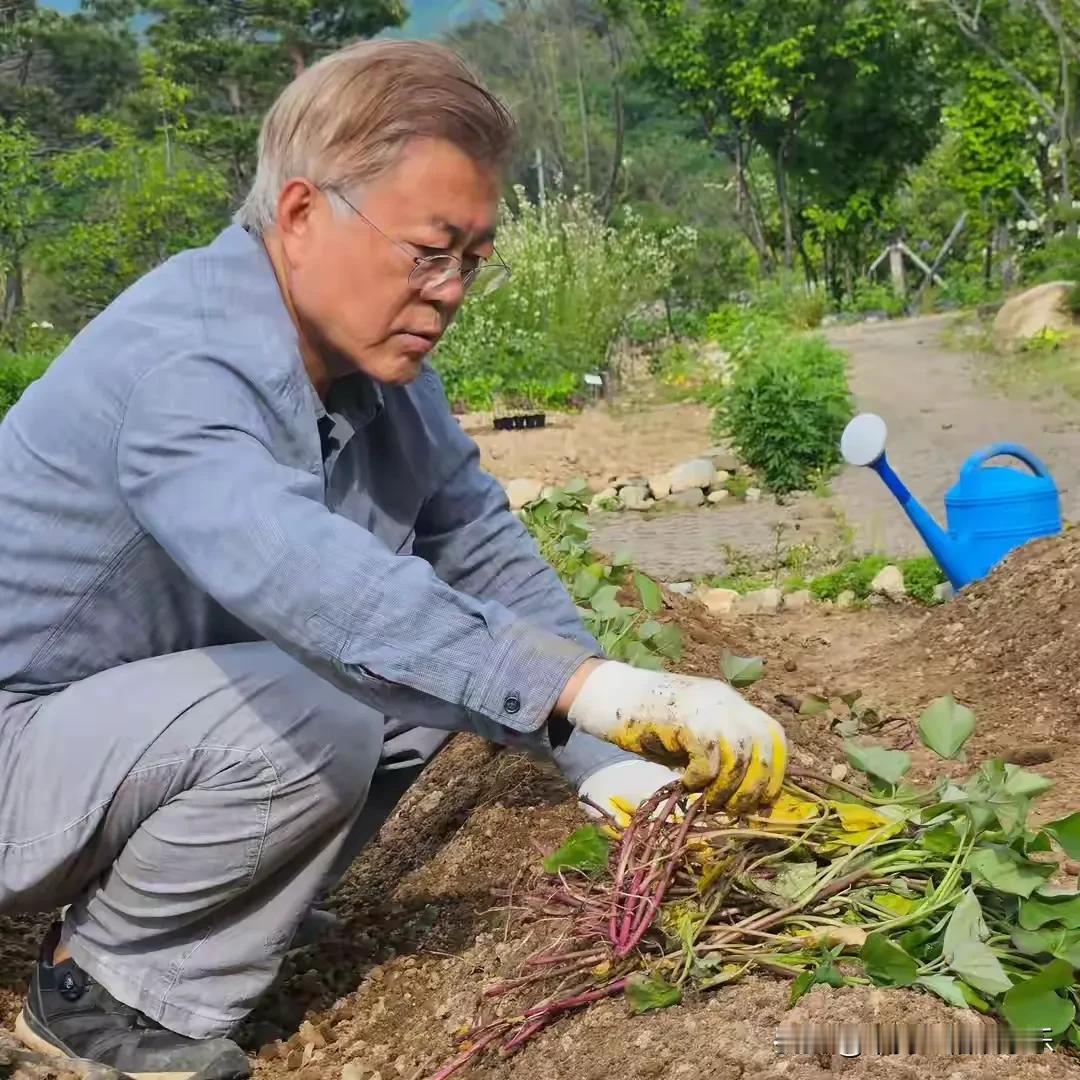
top-left (278, 137), bottom-right (500, 386)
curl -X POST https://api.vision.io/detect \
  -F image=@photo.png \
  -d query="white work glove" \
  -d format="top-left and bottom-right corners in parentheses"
top-left (577, 758), bottom-right (681, 822)
top-left (567, 661), bottom-right (787, 814)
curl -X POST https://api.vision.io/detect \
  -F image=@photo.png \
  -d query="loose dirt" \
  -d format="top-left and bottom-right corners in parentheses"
top-left (5, 447), bottom-right (1080, 1080)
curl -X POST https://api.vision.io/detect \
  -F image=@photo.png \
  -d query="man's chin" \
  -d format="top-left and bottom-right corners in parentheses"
top-left (377, 352), bottom-right (428, 386)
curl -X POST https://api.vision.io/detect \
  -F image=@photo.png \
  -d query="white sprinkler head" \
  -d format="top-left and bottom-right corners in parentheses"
top-left (841, 413), bottom-right (888, 467)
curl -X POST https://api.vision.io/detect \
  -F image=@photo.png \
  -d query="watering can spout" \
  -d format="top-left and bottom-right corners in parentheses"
top-left (840, 413), bottom-right (972, 590)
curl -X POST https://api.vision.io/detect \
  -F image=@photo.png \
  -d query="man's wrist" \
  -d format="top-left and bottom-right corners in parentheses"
top-left (547, 657), bottom-right (604, 748)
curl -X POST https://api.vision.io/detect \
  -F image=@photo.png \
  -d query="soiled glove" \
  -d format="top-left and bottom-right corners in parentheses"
top-left (567, 661), bottom-right (787, 813)
top-left (577, 758), bottom-right (681, 823)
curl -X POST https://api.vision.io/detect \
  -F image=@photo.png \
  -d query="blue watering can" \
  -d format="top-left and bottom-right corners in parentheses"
top-left (840, 413), bottom-right (1063, 591)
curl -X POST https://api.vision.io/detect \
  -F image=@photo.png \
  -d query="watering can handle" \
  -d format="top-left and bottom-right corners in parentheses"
top-left (960, 442), bottom-right (1053, 479)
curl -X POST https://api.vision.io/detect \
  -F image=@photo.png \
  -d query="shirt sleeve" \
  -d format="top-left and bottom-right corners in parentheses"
top-left (114, 353), bottom-right (592, 736)
top-left (411, 374), bottom-right (603, 658)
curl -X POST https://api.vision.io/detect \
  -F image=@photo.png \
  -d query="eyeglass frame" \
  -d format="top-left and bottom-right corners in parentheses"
top-left (320, 184), bottom-right (511, 296)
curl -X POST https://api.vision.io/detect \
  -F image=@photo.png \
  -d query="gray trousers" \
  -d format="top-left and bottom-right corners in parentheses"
top-left (0, 642), bottom-right (621, 1039)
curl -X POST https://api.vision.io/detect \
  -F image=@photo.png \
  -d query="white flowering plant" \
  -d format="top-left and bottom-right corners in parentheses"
top-left (433, 187), bottom-right (696, 412)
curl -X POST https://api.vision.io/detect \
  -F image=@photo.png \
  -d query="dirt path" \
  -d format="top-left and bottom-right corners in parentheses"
top-left (586, 314), bottom-right (1080, 579)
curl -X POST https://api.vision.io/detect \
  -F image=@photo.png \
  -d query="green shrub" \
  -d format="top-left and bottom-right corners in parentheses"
top-left (433, 188), bottom-right (696, 412)
top-left (0, 351), bottom-right (52, 421)
top-left (898, 556), bottom-right (946, 604)
top-left (843, 280), bottom-right (906, 318)
top-left (715, 333), bottom-right (854, 494)
top-left (808, 555), bottom-right (889, 601)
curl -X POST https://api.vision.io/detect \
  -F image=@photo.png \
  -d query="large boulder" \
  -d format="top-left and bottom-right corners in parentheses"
top-left (669, 458), bottom-right (715, 494)
top-left (992, 281), bottom-right (1075, 351)
top-left (505, 478), bottom-right (543, 511)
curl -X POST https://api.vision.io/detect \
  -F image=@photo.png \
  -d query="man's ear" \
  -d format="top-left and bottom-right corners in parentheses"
top-left (274, 178), bottom-right (320, 251)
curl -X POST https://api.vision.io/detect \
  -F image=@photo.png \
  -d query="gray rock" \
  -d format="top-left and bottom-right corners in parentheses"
top-left (505, 478), bottom-right (543, 511)
top-left (666, 488), bottom-right (705, 509)
top-left (784, 589), bottom-right (813, 611)
top-left (613, 475), bottom-right (647, 492)
top-left (700, 587), bottom-right (739, 616)
top-left (749, 587), bottom-right (783, 613)
top-left (669, 458), bottom-right (715, 494)
top-left (667, 581), bottom-right (694, 596)
top-left (707, 489), bottom-right (730, 504)
top-left (836, 589), bottom-right (856, 609)
top-left (589, 486), bottom-right (620, 512)
top-left (933, 581), bottom-right (954, 604)
top-left (704, 445), bottom-right (740, 472)
top-left (745, 487), bottom-right (763, 503)
top-left (710, 469), bottom-right (731, 490)
top-left (620, 485), bottom-right (653, 511)
top-left (870, 565), bottom-right (905, 599)
top-left (648, 473), bottom-right (673, 500)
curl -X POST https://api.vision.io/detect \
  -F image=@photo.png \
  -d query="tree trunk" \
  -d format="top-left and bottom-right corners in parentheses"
top-left (996, 217), bottom-right (1015, 290)
top-left (735, 138), bottom-right (771, 271)
top-left (599, 23), bottom-right (623, 220)
top-left (983, 220), bottom-right (994, 287)
top-left (3, 257), bottom-right (24, 327)
top-left (569, 21), bottom-right (591, 193)
top-left (775, 142), bottom-right (794, 271)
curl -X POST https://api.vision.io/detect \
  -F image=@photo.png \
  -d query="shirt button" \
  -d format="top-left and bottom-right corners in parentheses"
top-left (503, 693), bottom-right (521, 715)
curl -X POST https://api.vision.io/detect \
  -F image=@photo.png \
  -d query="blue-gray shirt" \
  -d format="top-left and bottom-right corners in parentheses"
top-left (0, 224), bottom-right (619, 777)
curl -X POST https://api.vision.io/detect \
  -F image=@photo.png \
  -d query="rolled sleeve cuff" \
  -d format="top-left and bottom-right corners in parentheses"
top-left (466, 621), bottom-right (597, 734)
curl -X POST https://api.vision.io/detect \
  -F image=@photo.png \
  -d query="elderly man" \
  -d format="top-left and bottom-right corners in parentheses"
top-left (0, 38), bottom-right (786, 1080)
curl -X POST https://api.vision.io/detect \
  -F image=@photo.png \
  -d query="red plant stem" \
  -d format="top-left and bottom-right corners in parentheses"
top-left (423, 1025), bottom-right (509, 1080)
top-left (521, 976), bottom-right (630, 1021)
top-left (499, 1015), bottom-right (552, 1056)
top-left (616, 795), bottom-right (705, 958)
top-left (524, 947), bottom-right (604, 968)
top-left (484, 957), bottom-right (599, 997)
top-left (620, 791), bottom-right (682, 945)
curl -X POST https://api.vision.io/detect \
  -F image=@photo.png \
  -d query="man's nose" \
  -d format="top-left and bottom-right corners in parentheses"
top-left (419, 273), bottom-right (467, 306)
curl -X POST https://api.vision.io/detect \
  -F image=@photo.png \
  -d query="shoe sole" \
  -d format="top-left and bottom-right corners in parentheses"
top-left (15, 1009), bottom-right (198, 1080)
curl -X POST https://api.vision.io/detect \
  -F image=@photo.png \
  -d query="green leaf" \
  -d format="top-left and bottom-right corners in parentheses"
top-left (612, 548), bottom-right (634, 567)
top-left (1012, 927), bottom-right (1080, 966)
top-left (769, 862), bottom-right (818, 901)
top-left (651, 624), bottom-right (683, 661)
top-left (943, 889), bottom-right (989, 958)
top-left (799, 693), bottom-right (830, 717)
top-left (921, 823), bottom-right (962, 854)
top-left (917, 694), bottom-right (975, 759)
top-left (947, 940), bottom-right (1013, 996)
top-left (844, 742), bottom-right (911, 786)
top-left (623, 641), bottom-right (664, 671)
top-left (917, 975), bottom-right (969, 1009)
top-left (790, 955), bottom-right (846, 1005)
top-left (634, 572), bottom-right (663, 613)
top-left (1019, 894), bottom-right (1080, 931)
top-left (1003, 764), bottom-right (1053, 799)
top-left (720, 650), bottom-right (764, 688)
top-left (542, 825), bottom-right (610, 876)
top-left (637, 619), bottom-right (664, 642)
top-left (967, 845), bottom-right (1055, 897)
top-left (957, 981), bottom-right (991, 1012)
top-left (1001, 960), bottom-right (1076, 1036)
top-left (626, 974), bottom-right (682, 1014)
top-left (572, 568), bottom-right (602, 601)
top-left (1044, 812), bottom-right (1080, 860)
top-left (860, 933), bottom-right (918, 987)
top-left (564, 478), bottom-right (590, 496)
top-left (590, 585), bottom-right (624, 620)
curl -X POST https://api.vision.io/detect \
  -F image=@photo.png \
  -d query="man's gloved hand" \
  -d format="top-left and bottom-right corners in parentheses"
top-left (577, 758), bottom-right (681, 824)
top-left (567, 661), bottom-right (787, 814)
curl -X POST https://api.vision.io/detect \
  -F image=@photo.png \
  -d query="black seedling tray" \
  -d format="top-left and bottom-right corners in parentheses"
top-left (493, 413), bottom-right (547, 431)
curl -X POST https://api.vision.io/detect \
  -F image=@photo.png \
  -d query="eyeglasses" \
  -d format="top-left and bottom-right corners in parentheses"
top-left (325, 186), bottom-right (511, 298)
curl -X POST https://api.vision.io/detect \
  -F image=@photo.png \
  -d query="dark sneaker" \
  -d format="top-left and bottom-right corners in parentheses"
top-left (15, 923), bottom-right (251, 1080)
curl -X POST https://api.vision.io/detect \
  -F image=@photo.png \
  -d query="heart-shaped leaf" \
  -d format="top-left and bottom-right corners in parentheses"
top-left (967, 845), bottom-right (1055, 898)
top-left (572, 568), bottom-right (602, 600)
top-left (1001, 959), bottom-right (1076, 1036)
top-left (917, 974), bottom-right (969, 1008)
top-left (651, 624), bottom-right (683, 660)
top-left (626, 974), bottom-right (682, 1014)
top-left (543, 825), bottom-right (611, 875)
top-left (860, 933), bottom-right (918, 987)
top-left (799, 694), bottom-right (830, 717)
top-left (1044, 812), bottom-right (1080, 860)
top-left (844, 742), bottom-right (911, 786)
top-left (948, 940), bottom-right (1013, 996)
top-left (1019, 893), bottom-right (1080, 930)
top-left (612, 548), bottom-right (634, 567)
top-left (790, 955), bottom-right (846, 1005)
top-left (590, 584), bottom-right (624, 620)
top-left (943, 889), bottom-right (989, 958)
top-left (634, 572), bottom-right (663, 613)
top-left (918, 694), bottom-right (975, 759)
top-left (921, 822), bottom-right (962, 854)
top-left (721, 650), bottom-right (763, 688)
